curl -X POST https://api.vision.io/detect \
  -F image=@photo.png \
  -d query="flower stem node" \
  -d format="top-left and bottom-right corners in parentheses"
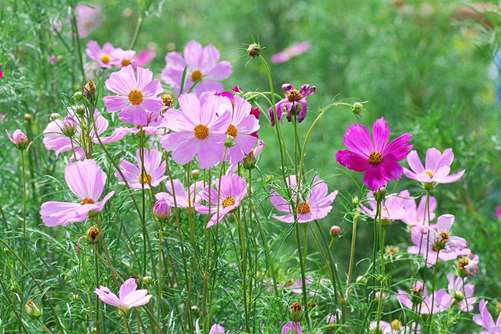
top-left (75, 104), bottom-right (86, 116)
top-left (247, 43), bottom-right (262, 58)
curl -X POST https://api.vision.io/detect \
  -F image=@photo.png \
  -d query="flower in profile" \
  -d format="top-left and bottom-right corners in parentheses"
top-left (269, 83), bottom-right (316, 125)
top-left (104, 65), bottom-right (163, 126)
top-left (76, 4), bottom-right (102, 38)
top-left (225, 95), bottom-right (260, 164)
top-left (195, 175), bottom-right (247, 228)
top-left (473, 300), bottom-right (501, 334)
top-left (136, 48), bottom-right (157, 67)
top-left (397, 281), bottom-right (453, 314)
top-left (86, 41), bottom-right (115, 68)
top-left (457, 253), bottom-right (480, 277)
top-left (161, 93), bottom-right (232, 169)
top-left (402, 195), bottom-right (437, 226)
top-left (271, 41), bottom-right (311, 64)
top-left (95, 278), bottom-right (151, 312)
top-left (408, 214), bottom-right (470, 267)
top-left (115, 148), bottom-right (166, 189)
top-left (209, 324), bottom-right (225, 334)
top-left (326, 310), bottom-right (342, 326)
top-left (111, 48), bottom-right (136, 68)
top-left (335, 117), bottom-right (413, 191)
top-left (281, 321), bottom-right (301, 334)
top-left (40, 159), bottom-right (114, 227)
top-left (155, 179), bottom-right (204, 208)
top-left (161, 40), bottom-right (232, 95)
top-left (8, 129), bottom-right (29, 150)
top-left (153, 198), bottom-right (171, 219)
top-left (271, 175), bottom-right (338, 223)
top-left (447, 273), bottom-right (476, 312)
top-left (361, 190), bottom-right (413, 221)
top-left (403, 148), bottom-right (465, 185)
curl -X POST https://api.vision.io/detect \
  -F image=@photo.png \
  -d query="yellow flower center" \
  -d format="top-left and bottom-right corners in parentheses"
top-left (368, 151), bottom-right (383, 165)
top-left (128, 89), bottom-right (143, 106)
top-left (191, 70), bottom-right (203, 82)
top-left (439, 231), bottom-right (449, 241)
top-left (425, 169), bottom-right (434, 178)
top-left (80, 198), bottom-right (95, 205)
top-left (222, 196), bottom-right (235, 208)
top-left (139, 173), bottom-right (152, 185)
top-left (296, 201), bottom-right (311, 214)
top-left (121, 58), bottom-right (132, 67)
top-left (100, 54), bottom-right (111, 64)
top-left (226, 124), bottom-right (238, 137)
top-left (194, 124), bottom-right (209, 140)
top-left (391, 319), bottom-right (402, 330)
top-left (287, 89), bottom-right (303, 102)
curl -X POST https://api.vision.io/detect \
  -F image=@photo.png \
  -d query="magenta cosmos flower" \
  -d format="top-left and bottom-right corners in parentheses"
top-left (271, 175), bottom-right (338, 223)
top-left (104, 65), bottom-right (163, 126)
top-left (336, 117), bottom-right (413, 191)
top-left (402, 194), bottom-right (437, 226)
top-left (161, 40), bottom-right (232, 95)
top-left (269, 83), bottom-right (316, 125)
top-left (116, 148), bottom-right (166, 189)
top-left (447, 273), bottom-right (476, 312)
top-left (272, 41), bottom-right (311, 64)
top-left (408, 214), bottom-right (470, 267)
top-left (361, 190), bottom-right (413, 221)
top-left (155, 179), bottom-right (204, 208)
top-left (225, 95), bottom-right (260, 164)
top-left (95, 278), bottom-right (151, 312)
top-left (397, 281), bottom-right (453, 314)
top-left (209, 324), bottom-right (225, 334)
top-left (404, 148), bottom-right (465, 185)
top-left (497, 206), bottom-right (501, 220)
top-left (161, 93), bottom-right (232, 169)
top-left (86, 41), bottom-right (115, 68)
top-left (40, 159), bottom-right (114, 227)
top-left (281, 321), bottom-right (301, 334)
top-left (473, 300), bottom-right (501, 334)
top-left (76, 4), bottom-right (101, 38)
top-left (195, 175), bottom-right (247, 228)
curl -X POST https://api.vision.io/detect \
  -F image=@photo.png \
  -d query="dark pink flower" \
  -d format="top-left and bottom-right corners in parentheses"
top-left (496, 206), bottom-right (501, 220)
top-left (336, 117), bottom-right (412, 191)
top-left (271, 41), bottom-right (311, 64)
top-left (404, 148), bottom-right (465, 185)
top-left (153, 198), bottom-right (171, 219)
top-left (269, 83), bottom-right (316, 125)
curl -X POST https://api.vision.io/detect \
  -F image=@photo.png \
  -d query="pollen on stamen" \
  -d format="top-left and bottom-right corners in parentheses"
top-left (226, 124), bottom-right (238, 137)
top-left (194, 124), bottom-right (209, 140)
top-left (287, 89), bottom-right (303, 102)
top-left (368, 151), bottom-right (383, 165)
top-left (222, 196), bottom-right (236, 208)
top-left (425, 170), bottom-right (434, 178)
top-left (139, 173), bottom-right (152, 185)
top-left (191, 70), bottom-right (203, 82)
top-left (128, 89), bottom-right (143, 105)
top-left (100, 54), bottom-right (111, 64)
top-left (296, 202), bottom-right (311, 214)
top-left (80, 198), bottom-right (95, 205)
top-left (121, 58), bottom-right (132, 67)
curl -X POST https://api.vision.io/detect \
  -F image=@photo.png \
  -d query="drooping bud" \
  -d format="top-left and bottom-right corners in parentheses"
top-left (352, 102), bottom-right (363, 116)
top-left (153, 199), bottom-right (171, 219)
top-left (374, 187), bottom-right (386, 202)
top-left (9, 129), bottom-right (29, 150)
top-left (86, 225), bottom-right (101, 243)
top-left (62, 116), bottom-right (77, 137)
top-left (25, 299), bottom-right (42, 318)
top-left (330, 225), bottom-right (342, 237)
top-left (289, 302), bottom-right (303, 322)
top-left (83, 80), bottom-right (96, 99)
top-left (247, 43), bottom-right (262, 58)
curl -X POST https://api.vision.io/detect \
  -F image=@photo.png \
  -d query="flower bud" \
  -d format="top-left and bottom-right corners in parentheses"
top-left (247, 43), bottom-right (262, 58)
top-left (385, 245), bottom-right (400, 257)
top-left (391, 319), bottom-right (402, 331)
top-left (453, 291), bottom-right (464, 302)
top-left (142, 276), bottom-right (153, 284)
top-left (374, 188), bottom-right (386, 202)
top-left (83, 80), bottom-right (96, 99)
top-left (289, 302), bottom-right (303, 322)
top-left (330, 225), bottom-right (342, 237)
top-left (24, 113), bottom-right (33, 122)
top-left (161, 93), bottom-right (174, 108)
top-left (153, 199), bottom-right (171, 219)
top-left (73, 91), bottom-right (86, 102)
top-left (224, 135), bottom-right (234, 148)
top-left (250, 107), bottom-right (261, 119)
top-left (352, 196), bottom-right (359, 206)
top-left (74, 104), bottom-right (86, 116)
top-left (352, 102), bottom-right (363, 115)
top-left (86, 225), bottom-right (101, 243)
top-left (232, 85), bottom-right (242, 93)
top-left (25, 299), bottom-right (42, 318)
top-left (9, 129), bottom-right (29, 150)
top-left (243, 151), bottom-right (256, 170)
top-left (191, 169), bottom-right (201, 179)
top-left (62, 116), bottom-right (77, 137)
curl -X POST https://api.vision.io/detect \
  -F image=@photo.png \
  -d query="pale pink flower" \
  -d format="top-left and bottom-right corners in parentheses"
top-left (402, 195), bottom-right (437, 226)
top-left (95, 278), bottom-right (151, 312)
top-left (40, 159), bottom-right (114, 227)
top-left (8, 129), bottom-right (29, 149)
top-left (86, 41), bottom-right (115, 68)
top-left (281, 321), bottom-right (301, 334)
top-left (473, 300), bottom-right (501, 334)
top-left (155, 179), bottom-right (203, 209)
top-left (404, 148), bottom-right (465, 185)
top-left (111, 48), bottom-right (136, 68)
top-left (361, 190), bottom-right (413, 221)
top-left (209, 324), bottom-right (225, 334)
top-left (76, 4), bottom-right (102, 38)
top-left (115, 148), bottom-right (166, 189)
top-left (271, 41), bottom-right (311, 64)
top-left (447, 273), bottom-right (476, 312)
top-left (397, 281), bottom-right (453, 314)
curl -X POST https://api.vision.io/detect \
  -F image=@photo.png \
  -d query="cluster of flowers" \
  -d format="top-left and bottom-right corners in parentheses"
top-left (7, 34), bottom-right (499, 333)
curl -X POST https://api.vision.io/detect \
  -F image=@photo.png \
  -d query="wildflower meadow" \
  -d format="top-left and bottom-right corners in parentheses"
top-left (1, 1), bottom-right (501, 333)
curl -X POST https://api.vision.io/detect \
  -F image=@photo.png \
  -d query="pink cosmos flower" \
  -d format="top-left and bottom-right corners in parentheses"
top-left (403, 148), bottom-right (465, 185)
top-left (271, 41), bottom-right (311, 64)
top-left (209, 324), bottom-right (225, 334)
top-left (115, 148), bottom-right (166, 189)
top-left (269, 83), bottom-right (316, 125)
top-left (408, 214), bottom-right (470, 267)
top-left (136, 48), bottom-right (157, 67)
top-left (361, 190), bottom-right (413, 221)
top-left (447, 273), bottom-right (476, 312)
top-left (86, 41), bottom-right (115, 68)
top-left (153, 198), bottom-right (171, 219)
top-left (397, 281), bottom-right (453, 314)
top-left (457, 253), bottom-right (480, 277)
top-left (336, 117), bottom-right (413, 191)
top-left (111, 48), bottom-right (136, 68)
top-left (225, 95), bottom-right (260, 164)
top-left (155, 179), bottom-right (204, 208)
top-left (281, 321), bottom-right (301, 334)
top-left (195, 175), bottom-right (247, 228)
top-left (104, 65), bottom-right (163, 126)
top-left (161, 40), bottom-right (232, 95)
top-left (76, 4), bottom-right (102, 38)
top-left (8, 129), bottom-right (29, 149)
top-left (402, 195), bottom-right (437, 226)
top-left (284, 276), bottom-right (315, 296)
top-left (270, 175), bottom-right (338, 223)
top-left (473, 300), bottom-right (501, 334)
top-left (160, 93), bottom-right (232, 169)
top-left (227, 139), bottom-right (264, 174)
top-left (95, 278), bottom-right (151, 312)
top-left (40, 159), bottom-right (114, 227)
top-left (369, 321), bottom-right (420, 333)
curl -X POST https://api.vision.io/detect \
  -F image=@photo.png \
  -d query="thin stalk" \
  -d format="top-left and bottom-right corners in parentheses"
top-left (139, 132), bottom-right (148, 277)
top-left (20, 150), bottom-right (27, 262)
top-left (347, 210), bottom-right (360, 286)
top-left (94, 243), bottom-right (102, 334)
top-left (129, 15), bottom-right (144, 49)
top-left (70, 4), bottom-right (85, 81)
top-left (122, 313), bottom-right (132, 334)
top-left (427, 251), bottom-right (441, 332)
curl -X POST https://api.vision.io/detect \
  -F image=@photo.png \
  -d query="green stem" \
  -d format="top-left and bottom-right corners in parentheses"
top-left (347, 210), bottom-right (360, 286)
top-left (70, 3), bottom-right (85, 82)
top-left (129, 15), bottom-right (144, 49)
top-left (122, 313), bottom-right (132, 334)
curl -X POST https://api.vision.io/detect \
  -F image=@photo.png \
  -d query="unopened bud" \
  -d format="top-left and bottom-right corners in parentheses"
top-left (243, 151), bottom-right (257, 170)
top-left (289, 302), bottom-right (303, 322)
top-left (9, 129), bottom-right (29, 150)
top-left (62, 116), bottom-right (77, 137)
top-left (83, 80), bottom-right (96, 99)
top-left (330, 225), bottom-right (342, 237)
top-left (161, 93), bottom-right (174, 107)
top-left (352, 102), bottom-right (363, 115)
top-left (25, 299), bottom-right (42, 318)
top-left (391, 319), bottom-right (402, 330)
top-left (191, 169), bottom-right (200, 179)
top-left (352, 196), bottom-right (359, 206)
top-left (250, 107), bottom-right (261, 119)
top-left (153, 199), bottom-right (171, 219)
top-left (142, 276), bottom-right (153, 284)
top-left (73, 91), bottom-right (85, 102)
top-left (224, 135), bottom-right (234, 148)
top-left (247, 43), bottom-right (262, 58)
top-left (86, 225), bottom-right (101, 243)
top-left (75, 104), bottom-right (86, 116)
top-left (374, 188), bottom-right (386, 202)
top-left (24, 113), bottom-right (33, 122)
